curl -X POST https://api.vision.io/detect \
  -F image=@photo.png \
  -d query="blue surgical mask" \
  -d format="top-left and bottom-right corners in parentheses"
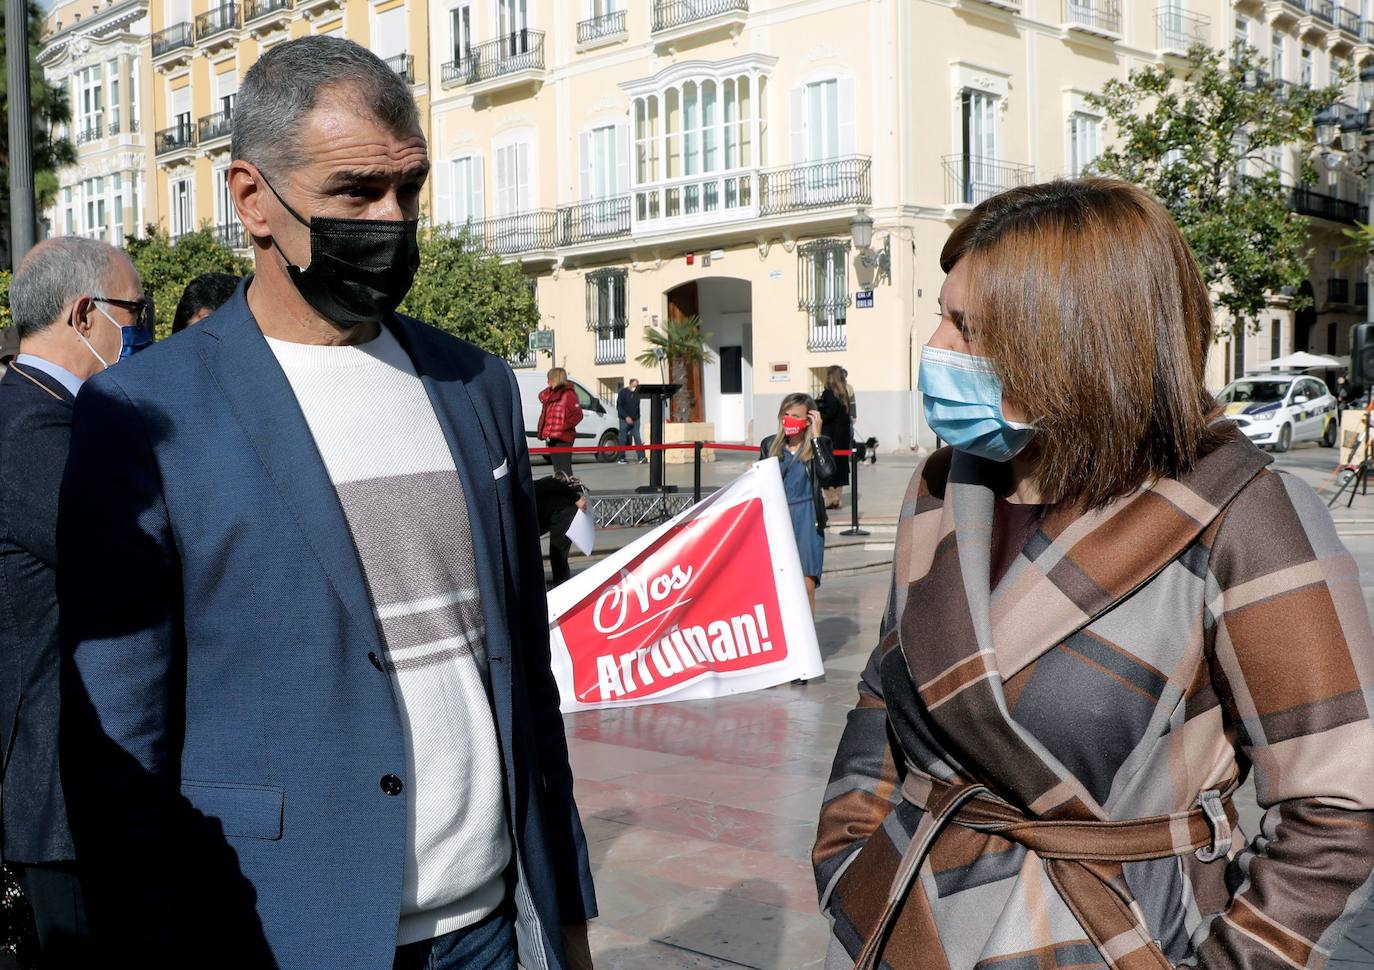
top-left (78, 304), bottom-right (153, 369)
top-left (918, 345), bottom-right (1036, 462)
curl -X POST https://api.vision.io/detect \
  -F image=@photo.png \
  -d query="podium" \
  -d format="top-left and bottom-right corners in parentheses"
top-left (633, 383), bottom-right (681, 493)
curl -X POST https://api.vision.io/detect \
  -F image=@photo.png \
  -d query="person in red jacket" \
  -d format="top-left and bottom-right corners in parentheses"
top-left (537, 367), bottom-right (582, 476)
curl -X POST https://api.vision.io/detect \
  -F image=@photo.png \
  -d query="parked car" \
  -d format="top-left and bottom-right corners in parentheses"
top-left (515, 371), bottom-right (622, 463)
top-left (1215, 374), bottom-right (1338, 453)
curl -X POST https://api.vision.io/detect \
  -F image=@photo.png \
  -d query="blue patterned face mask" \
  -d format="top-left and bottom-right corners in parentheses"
top-left (918, 345), bottom-right (1036, 462)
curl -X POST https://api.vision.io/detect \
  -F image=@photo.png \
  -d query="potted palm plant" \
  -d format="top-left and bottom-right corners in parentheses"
top-left (636, 315), bottom-right (717, 463)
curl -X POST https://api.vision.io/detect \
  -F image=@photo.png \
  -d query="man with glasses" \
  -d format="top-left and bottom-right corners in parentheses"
top-left (0, 237), bottom-right (149, 966)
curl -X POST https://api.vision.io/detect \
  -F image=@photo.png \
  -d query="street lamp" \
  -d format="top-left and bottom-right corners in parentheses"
top-left (849, 208), bottom-right (891, 284)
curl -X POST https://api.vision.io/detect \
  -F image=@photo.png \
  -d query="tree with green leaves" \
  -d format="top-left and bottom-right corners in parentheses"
top-left (0, 269), bottom-right (11, 331)
top-left (1087, 43), bottom-right (1344, 333)
top-left (126, 226), bottom-right (252, 339)
top-left (635, 315), bottom-right (715, 422)
top-left (399, 224), bottom-right (540, 358)
top-left (1, 0), bottom-right (78, 265)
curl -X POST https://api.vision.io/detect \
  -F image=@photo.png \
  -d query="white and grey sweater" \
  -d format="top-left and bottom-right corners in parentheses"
top-left (266, 326), bottom-right (511, 946)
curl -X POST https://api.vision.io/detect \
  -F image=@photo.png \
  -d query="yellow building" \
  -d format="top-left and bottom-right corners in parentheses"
top-left (39, 0), bottom-right (159, 245)
top-left (143, 0), bottom-right (432, 247)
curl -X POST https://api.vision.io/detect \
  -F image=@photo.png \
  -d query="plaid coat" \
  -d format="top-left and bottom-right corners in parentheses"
top-left (814, 430), bottom-right (1374, 969)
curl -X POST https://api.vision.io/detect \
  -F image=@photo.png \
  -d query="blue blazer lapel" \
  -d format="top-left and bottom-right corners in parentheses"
top-left (194, 286), bottom-right (383, 646)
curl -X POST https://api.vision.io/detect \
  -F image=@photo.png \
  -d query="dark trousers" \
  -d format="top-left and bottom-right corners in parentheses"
top-left (548, 504), bottom-right (577, 586)
top-left (393, 905), bottom-right (517, 970)
top-left (545, 439), bottom-right (573, 477)
top-left (11, 861), bottom-right (90, 968)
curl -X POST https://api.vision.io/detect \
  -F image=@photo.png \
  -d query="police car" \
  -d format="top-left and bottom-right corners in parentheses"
top-left (1216, 374), bottom-right (1338, 452)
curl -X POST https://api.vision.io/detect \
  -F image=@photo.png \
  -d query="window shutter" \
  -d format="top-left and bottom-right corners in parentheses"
top-left (517, 140), bottom-right (531, 209)
top-left (495, 144), bottom-right (511, 215)
top-left (838, 76), bottom-right (856, 157)
top-left (580, 130), bottom-right (593, 201)
top-left (616, 123), bottom-right (631, 197)
top-left (471, 154), bottom-right (485, 222)
top-left (433, 157), bottom-right (453, 226)
top-left (790, 85), bottom-right (806, 163)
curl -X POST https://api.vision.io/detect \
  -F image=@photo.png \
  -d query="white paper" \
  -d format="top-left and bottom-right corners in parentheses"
top-left (567, 508), bottom-right (596, 557)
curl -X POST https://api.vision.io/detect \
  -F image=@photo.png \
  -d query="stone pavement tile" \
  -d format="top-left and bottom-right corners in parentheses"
top-left (618, 797), bottom-right (820, 861)
top-left (566, 736), bottom-right (696, 782)
top-left (574, 777), bottom-right (684, 820)
top-left (589, 922), bottom-right (749, 969)
top-left (619, 762), bottom-right (821, 810)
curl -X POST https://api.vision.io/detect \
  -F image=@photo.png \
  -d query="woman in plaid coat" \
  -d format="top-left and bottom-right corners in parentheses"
top-left (814, 180), bottom-right (1374, 970)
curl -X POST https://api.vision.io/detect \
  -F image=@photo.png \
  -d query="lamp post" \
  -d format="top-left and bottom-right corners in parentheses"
top-left (6, 0), bottom-right (37, 266)
top-left (850, 208), bottom-right (891, 284)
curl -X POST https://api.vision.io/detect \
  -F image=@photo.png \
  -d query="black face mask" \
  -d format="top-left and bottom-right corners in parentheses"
top-left (261, 173), bottom-right (420, 328)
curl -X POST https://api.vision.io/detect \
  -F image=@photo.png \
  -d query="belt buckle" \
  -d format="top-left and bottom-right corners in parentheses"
top-left (1194, 789), bottom-right (1232, 862)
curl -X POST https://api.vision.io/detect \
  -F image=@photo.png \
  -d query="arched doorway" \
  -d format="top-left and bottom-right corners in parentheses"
top-left (664, 278), bottom-right (754, 440)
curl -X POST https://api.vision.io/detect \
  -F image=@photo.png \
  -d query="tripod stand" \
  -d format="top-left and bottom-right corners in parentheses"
top-left (1327, 402), bottom-right (1374, 508)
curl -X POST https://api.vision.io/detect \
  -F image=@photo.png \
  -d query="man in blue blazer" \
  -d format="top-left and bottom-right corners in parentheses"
top-left (57, 37), bottom-right (596, 969)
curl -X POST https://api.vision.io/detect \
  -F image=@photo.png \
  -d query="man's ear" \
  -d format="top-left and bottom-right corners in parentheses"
top-left (70, 296), bottom-right (96, 337)
top-left (229, 160), bottom-right (269, 240)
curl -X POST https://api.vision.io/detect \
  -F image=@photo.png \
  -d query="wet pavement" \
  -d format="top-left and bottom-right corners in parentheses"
top-left (564, 441), bottom-right (1374, 968)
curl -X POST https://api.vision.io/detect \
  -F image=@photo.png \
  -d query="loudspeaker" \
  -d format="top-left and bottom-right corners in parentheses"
top-left (1354, 323), bottom-right (1374, 386)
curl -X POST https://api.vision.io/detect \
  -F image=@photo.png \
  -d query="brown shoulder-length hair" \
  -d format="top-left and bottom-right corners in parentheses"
top-left (939, 178), bottom-right (1225, 511)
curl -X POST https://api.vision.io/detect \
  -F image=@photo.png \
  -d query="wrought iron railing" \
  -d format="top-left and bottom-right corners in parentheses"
top-left (593, 325), bottom-right (628, 365)
top-left (1064, 0), bottom-right (1121, 32)
top-left (453, 30), bottom-right (545, 84)
top-left (384, 53), bottom-right (414, 83)
top-left (198, 110), bottom-right (233, 143)
top-left (108, 119), bottom-right (121, 136)
top-left (152, 22), bottom-right (193, 57)
top-left (1329, 278), bottom-right (1351, 303)
top-left (214, 222), bottom-right (246, 249)
top-left (1290, 185), bottom-right (1368, 224)
top-left (77, 121), bottom-right (104, 144)
top-left (244, 0), bottom-right (292, 23)
top-left (1154, 6), bottom-right (1209, 50)
top-left (943, 155), bottom-right (1035, 206)
top-left (154, 123), bottom-right (197, 155)
top-left (1339, 6), bottom-right (1361, 32)
top-left (808, 312), bottom-right (847, 352)
top-left (1364, 18), bottom-right (1374, 40)
top-left (195, 4), bottom-right (239, 39)
top-left (758, 156), bottom-right (871, 216)
top-left (558, 196), bottom-right (632, 246)
top-left (578, 9), bottom-right (627, 44)
top-left (464, 210), bottom-right (558, 255)
top-left (1314, 0), bottom-right (1335, 21)
top-left (652, 0), bottom-right (748, 32)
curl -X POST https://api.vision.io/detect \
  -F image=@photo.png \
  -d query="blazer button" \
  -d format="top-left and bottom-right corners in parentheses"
top-left (368, 652), bottom-right (385, 672)
top-left (380, 774), bottom-right (403, 796)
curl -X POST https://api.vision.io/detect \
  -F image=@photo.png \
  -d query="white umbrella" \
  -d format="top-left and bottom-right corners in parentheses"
top-left (1266, 351), bottom-right (1345, 370)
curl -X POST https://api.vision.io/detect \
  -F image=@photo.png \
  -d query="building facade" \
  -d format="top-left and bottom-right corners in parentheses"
top-left (39, 0), bottom-right (158, 246)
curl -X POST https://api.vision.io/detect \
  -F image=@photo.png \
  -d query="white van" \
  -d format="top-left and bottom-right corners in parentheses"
top-left (515, 371), bottom-right (622, 463)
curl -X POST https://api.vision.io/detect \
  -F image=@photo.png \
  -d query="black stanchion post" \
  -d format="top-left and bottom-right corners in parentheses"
top-left (693, 441), bottom-right (703, 503)
top-left (840, 451), bottom-right (869, 537)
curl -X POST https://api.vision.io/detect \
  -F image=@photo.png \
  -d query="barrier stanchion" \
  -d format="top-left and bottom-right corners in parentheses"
top-left (693, 441), bottom-right (704, 503)
top-left (840, 450), bottom-right (869, 537)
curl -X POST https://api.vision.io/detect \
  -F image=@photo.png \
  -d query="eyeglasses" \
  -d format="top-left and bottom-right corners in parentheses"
top-left (92, 296), bottom-right (154, 329)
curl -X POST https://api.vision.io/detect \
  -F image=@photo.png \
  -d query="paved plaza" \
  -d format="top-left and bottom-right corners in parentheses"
top-left (562, 441), bottom-right (1374, 969)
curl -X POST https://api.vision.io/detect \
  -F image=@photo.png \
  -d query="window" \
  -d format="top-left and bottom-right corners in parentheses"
top-left (170, 177), bottom-right (194, 238)
top-left (108, 59), bottom-right (121, 133)
top-left (130, 59), bottom-right (140, 132)
top-left (63, 187), bottom-right (75, 235)
top-left (1271, 37), bottom-right (1284, 80)
top-left (445, 155), bottom-right (484, 226)
top-left (213, 166), bottom-right (233, 228)
top-left (1331, 56), bottom-right (1345, 88)
top-left (450, 2), bottom-right (472, 65)
top-left (111, 173), bottom-right (124, 245)
top-left (583, 124), bottom-right (622, 199)
top-left (1271, 317), bottom-right (1282, 358)
top-left (214, 68), bottom-right (238, 118)
top-left (498, 0), bottom-right (528, 40)
top-left (958, 89), bottom-right (1000, 204)
top-left (132, 174), bottom-right (143, 237)
top-left (1301, 47), bottom-right (1313, 86)
top-left (798, 239), bottom-right (850, 352)
top-left (84, 176), bottom-right (106, 239)
top-left (494, 139), bottom-right (532, 215)
top-left (720, 346), bottom-right (743, 395)
top-left (171, 85), bottom-right (192, 141)
top-left (805, 79), bottom-right (839, 161)
top-left (1068, 112), bottom-right (1102, 177)
top-left (1233, 15), bottom-right (1250, 58)
top-left (374, 5), bottom-right (407, 61)
top-left (587, 269), bottom-right (627, 364)
top-left (78, 65), bottom-right (105, 138)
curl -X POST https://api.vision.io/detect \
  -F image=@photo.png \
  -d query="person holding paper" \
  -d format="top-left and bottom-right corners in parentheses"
top-left (534, 474), bottom-right (588, 587)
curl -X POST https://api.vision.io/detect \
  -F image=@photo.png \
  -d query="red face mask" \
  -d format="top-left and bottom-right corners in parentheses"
top-left (782, 415), bottom-right (809, 437)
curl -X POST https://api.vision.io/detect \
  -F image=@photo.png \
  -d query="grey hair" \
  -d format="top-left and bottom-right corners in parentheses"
top-left (231, 36), bottom-right (422, 177)
top-left (9, 237), bottom-right (125, 339)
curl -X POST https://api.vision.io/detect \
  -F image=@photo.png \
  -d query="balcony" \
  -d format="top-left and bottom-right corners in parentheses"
top-left (943, 155), bottom-right (1035, 207)
top-left (195, 3), bottom-right (239, 49)
top-left (651, 0), bottom-right (748, 47)
top-left (214, 222), bottom-right (246, 249)
top-left (558, 196), bottom-right (632, 247)
top-left (243, 0), bottom-right (292, 31)
top-left (577, 9), bottom-right (627, 50)
top-left (1064, 0), bottom-right (1120, 36)
top-left (155, 124), bottom-right (197, 157)
top-left (463, 210), bottom-right (558, 258)
top-left (1290, 185), bottom-right (1368, 224)
top-left (758, 156), bottom-right (872, 217)
top-left (593, 325), bottom-right (628, 365)
top-left (1329, 278), bottom-right (1352, 303)
top-left (1155, 7), bottom-right (1209, 52)
top-left (1363, 18), bottom-right (1374, 42)
top-left (1338, 5), bottom-right (1361, 34)
top-left (76, 121), bottom-right (104, 145)
top-left (384, 53), bottom-right (414, 84)
top-left (446, 30), bottom-right (545, 93)
top-left (151, 22), bottom-right (193, 64)
top-left (198, 110), bottom-right (233, 147)
top-left (297, 0), bottom-right (342, 21)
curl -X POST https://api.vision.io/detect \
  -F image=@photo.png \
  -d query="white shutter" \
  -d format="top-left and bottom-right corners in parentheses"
top-left (790, 86), bottom-right (806, 163)
top-left (471, 154), bottom-right (485, 222)
top-left (838, 76), bottom-right (856, 158)
top-left (434, 157), bottom-right (453, 226)
top-left (495, 144), bottom-right (511, 214)
top-left (375, 6), bottom-right (406, 58)
top-left (616, 123), bottom-right (631, 198)
top-left (516, 140), bottom-right (531, 209)
top-left (579, 130), bottom-right (593, 201)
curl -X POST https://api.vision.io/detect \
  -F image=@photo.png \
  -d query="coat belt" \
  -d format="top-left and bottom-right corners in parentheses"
top-left (851, 766), bottom-right (1238, 970)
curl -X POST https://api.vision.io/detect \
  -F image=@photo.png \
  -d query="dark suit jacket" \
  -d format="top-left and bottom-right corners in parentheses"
top-left (615, 387), bottom-right (641, 422)
top-left (57, 282), bottom-right (597, 968)
top-left (0, 362), bottom-right (78, 865)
